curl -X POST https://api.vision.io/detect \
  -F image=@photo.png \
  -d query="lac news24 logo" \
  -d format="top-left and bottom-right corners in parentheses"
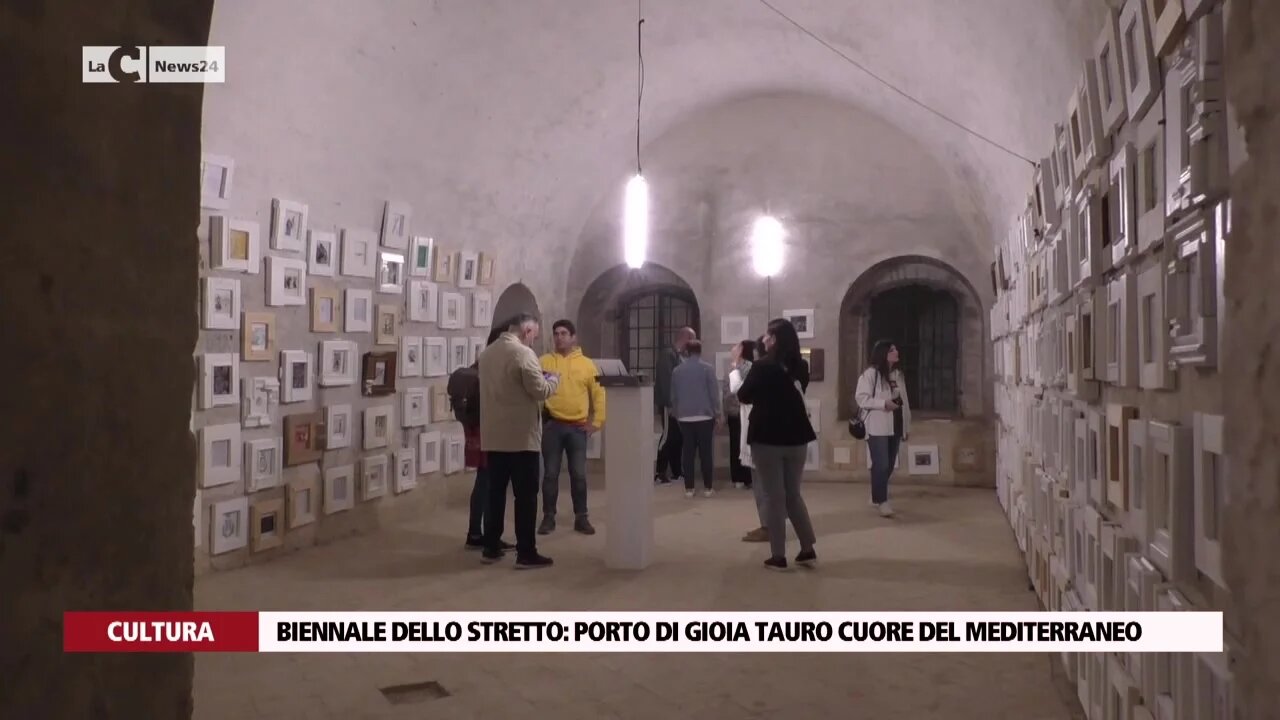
top-left (83, 46), bottom-right (225, 83)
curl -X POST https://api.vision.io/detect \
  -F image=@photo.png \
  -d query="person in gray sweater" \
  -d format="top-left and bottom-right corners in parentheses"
top-left (669, 339), bottom-right (722, 496)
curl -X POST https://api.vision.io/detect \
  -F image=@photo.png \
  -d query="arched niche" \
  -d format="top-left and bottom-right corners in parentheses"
top-left (837, 256), bottom-right (986, 421)
top-left (575, 263), bottom-right (700, 376)
top-left (492, 282), bottom-right (541, 327)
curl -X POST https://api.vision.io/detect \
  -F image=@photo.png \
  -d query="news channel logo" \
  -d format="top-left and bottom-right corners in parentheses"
top-left (82, 46), bottom-right (225, 83)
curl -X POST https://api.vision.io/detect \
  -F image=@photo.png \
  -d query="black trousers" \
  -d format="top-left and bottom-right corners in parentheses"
top-left (726, 414), bottom-right (752, 486)
top-left (654, 413), bottom-right (684, 479)
top-left (483, 451), bottom-right (540, 558)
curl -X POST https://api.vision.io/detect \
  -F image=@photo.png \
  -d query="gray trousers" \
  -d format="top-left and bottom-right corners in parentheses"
top-left (750, 443), bottom-right (816, 558)
top-left (753, 478), bottom-right (768, 528)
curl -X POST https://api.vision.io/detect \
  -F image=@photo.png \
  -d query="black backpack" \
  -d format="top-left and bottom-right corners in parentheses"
top-left (446, 366), bottom-right (481, 427)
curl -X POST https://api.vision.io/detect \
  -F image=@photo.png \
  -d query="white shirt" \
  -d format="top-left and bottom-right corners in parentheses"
top-left (853, 367), bottom-right (912, 438)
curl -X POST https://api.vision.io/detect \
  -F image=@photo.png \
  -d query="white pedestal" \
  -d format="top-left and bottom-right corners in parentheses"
top-left (603, 384), bottom-right (655, 570)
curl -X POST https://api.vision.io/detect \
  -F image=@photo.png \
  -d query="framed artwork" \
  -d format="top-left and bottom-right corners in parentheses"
top-left (1146, 0), bottom-right (1185, 56)
top-left (586, 430), bottom-right (602, 460)
top-left (244, 437), bottom-right (281, 492)
top-left (394, 450), bottom-right (416, 493)
top-left (409, 236), bottom-right (435, 277)
top-left (209, 216), bottom-right (259, 273)
top-left (307, 229), bottom-right (336, 277)
top-left (1137, 263), bottom-right (1175, 390)
top-left (344, 289), bottom-right (373, 333)
top-left (1106, 404), bottom-right (1139, 511)
top-left (799, 347), bottom-right (825, 381)
top-left (1135, 92), bottom-right (1167, 254)
top-left (433, 245), bottom-right (454, 284)
top-left (400, 335), bottom-right (423, 377)
top-left (363, 404), bottom-right (394, 450)
top-left (477, 252), bottom-right (495, 286)
top-left (1035, 159), bottom-right (1061, 234)
top-left (375, 304), bottom-right (400, 346)
top-left (287, 471), bottom-right (318, 528)
top-left (318, 340), bottom-right (356, 387)
top-left (362, 351), bottom-right (398, 396)
top-left (457, 251), bottom-right (479, 288)
top-left (439, 292), bottom-right (464, 330)
top-left (1166, 207), bottom-right (1220, 370)
top-left (472, 291), bottom-right (493, 328)
top-left (210, 497), bottom-right (249, 555)
top-left (720, 315), bottom-right (749, 345)
top-left (424, 337), bottom-right (448, 377)
top-left (269, 198), bottom-right (308, 253)
top-left (714, 352), bottom-right (731, 381)
top-left (1105, 272), bottom-right (1138, 387)
top-left (448, 336), bottom-right (468, 373)
top-left (833, 445), bottom-right (852, 466)
top-left (380, 200), bottom-right (411, 249)
top-left (325, 403), bottom-right (352, 449)
top-left (407, 280), bottom-right (439, 322)
top-left (378, 251), bottom-right (405, 294)
top-left (1192, 412), bottom-right (1225, 590)
top-left (1068, 60), bottom-right (1109, 183)
top-left (782, 309), bottom-right (815, 339)
top-left (283, 412), bottom-right (323, 466)
top-left (240, 376), bottom-right (279, 429)
top-left (417, 430), bottom-right (441, 476)
top-left (468, 336), bottom-right (485, 366)
top-left (906, 444), bottom-right (940, 475)
top-left (402, 387), bottom-right (429, 427)
top-left (199, 353), bottom-right (239, 409)
top-left (199, 422), bottom-right (242, 488)
top-left (360, 454), bottom-right (389, 501)
top-left (443, 433), bottom-right (465, 474)
top-left (249, 497), bottom-right (285, 552)
top-left (1109, 143), bottom-right (1138, 267)
top-left (266, 256), bottom-right (307, 307)
top-left (322, 464), bottom-right (355, 515)
top-left (202, 277), bottom-right (241, 330)
top-left (200, 153), bottom-right (235, 210)
top-left (1093, 11), bottom-right (1128, 137)
top-left (279, 350), bottom-right (313, 404)
top-left (431, 385), bottom-right (452, 423)
top-left (339, 228), bottom-right (377, 278)
top-left (1147, 421), bottom-right (1195, 583)
top-left (241, 312), bottom-right (276, 361)
top-left (1119, 0), bottom-right (1160, 122)
top-left (1127, 418), bottom-right (1150, 544)
top-left (1052, 123), bottom-right (1076, 210)
top-left (309, 285), bottom-right (340, 333)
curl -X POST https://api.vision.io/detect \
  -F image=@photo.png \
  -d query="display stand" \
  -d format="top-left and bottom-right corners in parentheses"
top-left (601, 381), bottom-right (655, 570)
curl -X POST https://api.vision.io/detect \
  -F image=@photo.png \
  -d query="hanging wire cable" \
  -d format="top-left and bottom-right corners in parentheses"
top-left (636, 0), bottom-right (645, 174)
top-left (754, 0), bottom-right (1036, 166)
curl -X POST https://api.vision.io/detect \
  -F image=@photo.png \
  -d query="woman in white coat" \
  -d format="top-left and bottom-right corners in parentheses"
top-left (729, 338), bottom-right (768, 542)
top-left (854, 339), bottom-right (911, 517)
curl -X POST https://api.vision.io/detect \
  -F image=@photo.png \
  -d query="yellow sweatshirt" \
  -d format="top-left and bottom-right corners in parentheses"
top-left (540, 349), bottom-right (607, 425)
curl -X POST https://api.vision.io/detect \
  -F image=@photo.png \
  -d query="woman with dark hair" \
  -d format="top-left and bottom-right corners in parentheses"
top-left (464, 324), bottom-right (515, 550)
top-left (736, 319), bottom-right (818, 570)
top-left (725, 339), bottom-right (756, 487)
top-left (855, 339), bottom-right (912, 518)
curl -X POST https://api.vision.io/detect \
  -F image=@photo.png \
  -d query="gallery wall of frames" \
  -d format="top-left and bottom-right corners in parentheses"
top-left (195, 162), bottom-right (501, 570)
top-left (990, 1), bottom-right (1239, 718)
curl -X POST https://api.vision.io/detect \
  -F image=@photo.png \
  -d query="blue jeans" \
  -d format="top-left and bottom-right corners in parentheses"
top-left (542, 420), bottom-right (589, 517)
top-left (467, 466), bottom-right (489, 539)
top-left (867, 435), bottom-right (901, 504)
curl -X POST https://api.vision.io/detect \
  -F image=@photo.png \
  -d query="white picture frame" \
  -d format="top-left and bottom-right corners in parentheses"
top-left (1152, 586), bottom-right (1196, 719)
top-left (1136, 91), bottom-right (1167, 254)
top-left (720, 315), bottom-right (749, 345)
top-left (325, 403), bottom-right (352, 450)
top-left (202, 277), bottom-right (241, 331)
top-left (409, 235), bottom-right (434, 277)
top-left (339, 228), bottom-right (377, 279)
top-left (1068, 59), bottom-right (1109, 181)
top-left (402, 387), bottom-right (429, 428)
top-left (199, 353), bottom-right (239, 409)
top-left (360, 454), bottom-right (389, 501)
top-left (471, 291), bottom-right (492, 328)
top-left (200, 153), bottom-right (235, 210)
top-left (199, 422), bottom-right (242, 489)
top-left (1109, 143), bottom-right (1138, 268)
top-left (407, 280), bottom-right (439, 323)
top-left (344, 289), bottom-right (373, 333)
top-left (1105, 404), bottom-right (1139, 513)
top-left (287, 471), bottom-right (319, 528)
top-left (380, 200), bottom-right (411, 249)
top-left (378, 251), bottom-right (405, 294)
top-left (1125, 552), bottom-right (1162, 702)
top-left (318, 340), bottom-right (356, 387)
top-left (1093, 11), bottom-right (1128, 137)
top-left (1166, 206), bottom-right (1219, 369)
top-left (307, 229), bottom-right (336, 278)
top-left (416, 430), bottom-right (441, 477)
top-left (279, 350), bottom-right (313, 404)
top-left (400, 335), bottom-right (423, 377)
top-left (322, 464), bottom-right (355, 515)
top-left (1137, 263), bottom-right (1175, 390)
top-left (782, 309), bottom-right (815, 340)
top-left (244, 437), bottom-right (281, 492)
top-left (1086, 406), bottom-right (1105, 507)
top-left (1035, 158), bottom-right (1061, 235)
top-left (714, 352), bottom-right (731, 381)
top-left (363, 404), bottom-right (394, 450)
top-left (269, 198), bottom-right (308, 253)
top-left (1105, 271), bottom-right (1138, 387)
top-left (265, 255), bottom-right (307, 307)
top-left (457, 251), bottom-right (479, 288)
top-left (448, 336), bottom-right (468, 373)
top-left (440, 292), bottom-right (464, 330)
top-left (1073, 183), bottom-right (1109, 288)
top-left (1107, 655), bottom-right (1143, 720)
top-left (906, 444), bottom-right (940, 476)
top-left (210, 496), bottom-right (249, 555)
top-left (1119, 0), bottom-right (1160, 122)
top-left (443, 433), bottom-right (465, 475)
top-left (424, 337), bottom-right (448, 377)
top-left (240, 375), bottom-right (279, 429)
top-left (1126, 417), bottom-right (1151, 546)
top-left (468, 336), bottom-right (485, 366)
top-left (394, 450), bottom-right (416, 495)
top-left (209, 216), bottom-right (260, 274)
top-left (1192, 412), bottom-right (1225, 590)
top-left (1146, 0), bottom-right (1186, 57)
top-left (1147, 420), bottom-right (1195, 583)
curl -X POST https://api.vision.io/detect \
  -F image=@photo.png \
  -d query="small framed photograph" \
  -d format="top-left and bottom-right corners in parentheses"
top-left (241, 312), bottom-right (276, 361)
top-left (363, 404), bottom-right (394, 450)
top-left (471, 291), bottom-right (492, 329)
top-left (308, 229), bottom-right (336, 277)
top-left (270, 197), bottom-right (308, 253)
top-left (199, 353), bottom-right (240, 409)
top-left (283, 411), bottom-right (323, 467)
top-left (783, 309), bottom-right (815, 340)
top-left (240, 375), bottom-right (279, 429)
top-left (360, 454), bottom-right (389, 501)
top-left (443, 433), bottom-right (465, 474)
top-left (400, 336), bottom-right (423, 377)
top-left (907, 444), bottom-right (941, 475)
top-left (402, 387), bottom-right (429, 427)
top-left (407, 280), bottom-right (438, 323)
top-left (280, 350), bottom-right (313, 404)
top-left (209, 216), bottom-right (259, 273)
top-left (433, 245), bottom-right (454, 284)
top-left (362, 351), bottom-right (398, 397)
top-left (325, 403), bottom-right (353, 450)
top-left (477, 253), bottom-right (495, 286)
top-left (199, 422), bottom-right (242, 488)
top-left (720, 316), bottom-right (749, 345)
top-left (249, 497), bottom-right (285, 552)
top-left (440, 292), bottom-right (464, 330)
top-left (457, 251), bottom-right (479, 288)
top-left (200, 153), bottom-right (235, 210)
top-left (448, 336), bottom-right (468, 373)
top-left (266, 256), bottom-right (307, 307)
top-left (378, 251), bottom-right (405, 294)
top-left (468, 336), bottom-right (485, 366)
top-left (340, 228), bottom-right (377, 278)
top-left (288, 471), bottom-right (319, 528)
top-left (210, 497), bottom-right (249, 555)
top-left (375, 304), bottom-right (400, 346)
top-left (202, 277), bottom-right (241, 331)
top-left (394, 450), bottom-right (416, 494)
top-left (309, 285), bottom-right (340, 332)
top-left (423, 337), bottom-right (448, 377)
top-left (416, 430), bottom-right (441, 477)
top-left (318, 340), bottom-right (356, 387)
top-left (244, 437), bottom-right (281, 492)
top-left (344, 289), bottom-right (373, 333)
top-left (409, 236), bottom-right (435, 277)
top-left (431, 385), bottom-right (452, 422)
top-left (381, 200), bottom-right (411, 249)
top-left (322, 464), bottom-right (355, 515)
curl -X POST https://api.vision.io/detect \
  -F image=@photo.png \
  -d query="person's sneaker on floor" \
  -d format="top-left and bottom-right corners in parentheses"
top-left (537, 515), bottom-right (555, 535)
top-left (764, 556), bottom-right (788, 571)
top-left (654, 474), bottom-right (671, 485)
top-left (878, 502), bottom-right (896, 518)
top-left (702, 489), bottom-right (714, 498)
top-left (480, 548), bottom-right (505, 564)
top-left (795, 549), bottom-right (817, 567)
top-left (742, 527), bottom-right (769, 542)
top-left (684, 490), bottom-right (695, 498)
top-left (573, 516), bottom-right (596, 535)
top-left (515, 553), bottom-right (554, 570)
top-left (465, 536), bottom-right (484, 550)
top-left (732, 481), bottom-right (744, 489)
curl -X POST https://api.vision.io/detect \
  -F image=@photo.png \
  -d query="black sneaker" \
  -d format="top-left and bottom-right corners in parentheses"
top-left (537, 515), bottom-right (555, 535)
top-left (795, 549), bottom-right (817, 568)
top-left (480, 549), bottom-right (505, 564)
top-left (764, 556), bottom-right (788, 571)
top-left (654, 475), bottom-right (672, 485)
top-left (515, 553), bottom-right (554, 570)
top-left (465, 536), bottom-right (484, 550)
top-left (574, 517), bottom-right (596, 535)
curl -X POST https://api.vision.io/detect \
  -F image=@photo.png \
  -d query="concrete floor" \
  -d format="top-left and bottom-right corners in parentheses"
top-left (195, 480), bottom-right (1081, 719)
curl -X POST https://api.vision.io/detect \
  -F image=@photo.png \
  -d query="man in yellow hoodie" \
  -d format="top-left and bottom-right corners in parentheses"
top-left (538, 319), bottom-right (607, 535)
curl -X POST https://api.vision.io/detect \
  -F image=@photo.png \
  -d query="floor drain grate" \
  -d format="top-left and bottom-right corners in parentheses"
top-left (379, 680), bottom-right (451, 705)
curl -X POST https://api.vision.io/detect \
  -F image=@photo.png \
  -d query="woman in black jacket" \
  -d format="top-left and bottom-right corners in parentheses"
top-left (736, 318), bottom-right (818, 571)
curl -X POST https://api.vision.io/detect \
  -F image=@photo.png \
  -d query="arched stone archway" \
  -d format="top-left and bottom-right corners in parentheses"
top-left (574, 263), bottom-right (700, 374)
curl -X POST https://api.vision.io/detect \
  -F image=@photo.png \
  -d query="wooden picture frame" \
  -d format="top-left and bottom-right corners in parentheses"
top-left (279, 350), bottom-right (313, 404)
top-left (409, 236), bottom-right (434, 277)
top-left (430, 385), bottom-right (452, 423)
top-left (199, 153), bottom-right (235, 210)
top-left (325, 403), bottom-right (352, 450)
top-left (266, 255), bottom-right (307, 307)
top-left (198, 422), bottom-right (241, 489)
top-left (1109, 143), bottom-right (1139, 268)
top-left (322, 464), bottom-right (355, 514)
top-left (399, 336), bottom-right (423, 377)
top-left (241, 311), bottom-right (276, 361)
top-left (477, 252), bottom-right (495, 286)
top-left (448, 336), bottom-right (468, 373)
top-left (360, 454), bottom-right (389, 501)
top-left (361, 351), bottom-right (398, 397)
top-left (1147, 420), bottom-right (1194, 582)
top-left (1094, 11), bottom-right (1129, 137)
top-left (344, 289), bottom-right (373, 334)
top-left (269, 198), bottom-right (308, 253)
top-left (340, 228), bottom-right (377, 279)
top-left (199, 353), bottom-right (239, 409)
top-left (1192, 412), bottom-right (1225, 590)
top-left (241, 375), bottom-right (279, 429)
top-left (782, 309), bottom-right (815, 340)
top-left (209, 215), bottom-right (259, 274)
top-left (424, 337), bottom-right (448, 377)
top-left (318, 340), bottom-right (356, 387)
top-left (439, 292), bottom-right (464, 330)
top-left (287, 472), bottom-right (318, 528)
top-left (1146, 0), bottom-right (1186, 57)
top-left (309, 285), bottom-right (340, 333)
top-left (394, 450), bottom-right (416, 494)
top-left (417, 429), bottom-right (441, 477)
top-left (401, 387), bottom-right (429, 427)
top-left (380, 200), bottom-right (411, 250)
top-left (362, 404), bottom-right (394, 450)
top-left (407, 280), bottom-right (439, 323)
top-left (202, 277), bottom-right (241, 331)
top-left (1135, 94), bottom-right (1167, 254)
top-left (457, 251), bottom-right (479, 289)
top-left (433, 244), bottom-right (454, 284)
top-left (209, 496), bottom-right (248, 555)
top-left (249, 497), bottom-right (285, 552)
top-left (244, 437), bottom-right (282, 492)
top-left (1137, 263), bottom-right (1175, 390)
top-left (307, 229), bottom-right (336, 278)
top-left (472, 291), bottom-right (493, 329)
top-left (1120, 0), bottom-right (1160, 122)
top-left (1166, 205), bottom-right (1219, 369)
top-left (378, 251), bottom-right (405, 295)
top-left (283, 412), bottom-right (323, 467)
top-left (443, 433), bottom-right (465, 474)
top-left (1106, 404), bottom-right (1139, 513)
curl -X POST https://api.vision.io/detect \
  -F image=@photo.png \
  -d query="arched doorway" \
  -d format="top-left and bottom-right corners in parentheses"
top-left (574, 263), bottom-right (701, 373)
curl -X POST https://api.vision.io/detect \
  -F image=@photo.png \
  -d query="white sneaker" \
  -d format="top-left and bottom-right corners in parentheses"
top-left (878, 502), bottom-right (895, 518)
top-left (703, 489), bottom-right (714, 498)
top-left (869, 500), bottom-right (879, 507)
top-left (684, 490), bottom-right (695, 498)
top-left (733, 482), bottom-right (744, 489)
top-left (673, 476), bottom-right (685, 486)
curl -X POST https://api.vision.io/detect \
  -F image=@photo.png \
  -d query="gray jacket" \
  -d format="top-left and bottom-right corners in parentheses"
top-left (670, 357), bottom-right (721, 420)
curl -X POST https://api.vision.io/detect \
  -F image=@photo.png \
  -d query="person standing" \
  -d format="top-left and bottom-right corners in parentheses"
top-left (669, 339), bottom-right (721, 497)
top-left (457, 326), bottom-right (515, 551)
top-left (478, 313), bottom-right (559, 569)
top-left (855, 339), bottom-right (912, 518)
top-left (654, 326), bottom-right (696, 484)
top-left (538, 319), bottom-right (607, 536)
top-left (724, 339), bottom-right (756, 491)
top-left (737, 319), bottom-right (817, 571)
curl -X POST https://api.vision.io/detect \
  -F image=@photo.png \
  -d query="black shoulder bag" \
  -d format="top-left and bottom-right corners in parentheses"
top-left (846, 370), bottom-right (878, 440)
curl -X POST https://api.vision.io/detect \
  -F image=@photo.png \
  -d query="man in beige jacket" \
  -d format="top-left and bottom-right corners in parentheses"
top-left (478, 313), bottom-right (560, 568)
